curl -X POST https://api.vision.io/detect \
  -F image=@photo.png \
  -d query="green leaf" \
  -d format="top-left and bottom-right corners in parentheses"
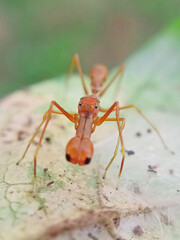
top-left (0, 18), bottom-right (179, 240)
top-left (122, 17), bottom-right (180, 112)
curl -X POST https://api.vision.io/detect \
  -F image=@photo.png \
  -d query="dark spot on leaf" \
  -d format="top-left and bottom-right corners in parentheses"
top-left (45, 137), bottom-right (51, 143)
top-left (38, 206), bottom-right (44, 211)
top-left (147, 128), bottom-right (152, 133)
top-left (160, 214), bottom-right (171, 225)
top-left (133, 184), bottom-right (141, 194)
top-left (60, 125), bottom-right (65, 130)
top-left (132, 225), bottom-right (143, 236)
top-left (102, 194), bottom-right (110, 202)
top-left (148, 165), bottom-right (157, 173)
top-left (18, 131), bottom-right (28, 141)
top-left (177, 190), bottom-right (180, 192)
top-left (125, 149), bottom-right (135, 156)
top-left (44, 168), bottom-right (48, 173)
top-left (113, 217), bottom-right (120, 228)
top-left (136, 132), bottom-right (142, 137)
top-left (88, 233), bottom-right (98, 240)
top-left (47, 181), bottom-right (54, 187)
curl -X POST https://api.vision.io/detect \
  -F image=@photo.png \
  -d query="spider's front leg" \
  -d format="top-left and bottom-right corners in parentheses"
top-left (17, 101), bottom-right (76, 181)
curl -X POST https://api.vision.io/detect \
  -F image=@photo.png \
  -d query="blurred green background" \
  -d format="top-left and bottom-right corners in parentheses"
top-left (0, 0), bottom-right (179, 98)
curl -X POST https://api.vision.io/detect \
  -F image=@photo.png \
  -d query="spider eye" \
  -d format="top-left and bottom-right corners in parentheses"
top-left (79, 103), bottom-right (82, 106)
top-left (95, 106), bottom-right (98, 109)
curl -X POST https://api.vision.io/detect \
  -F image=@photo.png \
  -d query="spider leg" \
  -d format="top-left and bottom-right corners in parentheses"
top-left (67, 54), bottom-right (89, 95)
top-left (17, 101), bottom-right (76, 180)
top-left (96, 102), bottom-right (126, 181)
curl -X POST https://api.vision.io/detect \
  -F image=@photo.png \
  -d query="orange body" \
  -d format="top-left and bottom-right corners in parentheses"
top-left (89, 65), bottom-right (108, 94)
top-left (66, 96), bottom-right (100, 165)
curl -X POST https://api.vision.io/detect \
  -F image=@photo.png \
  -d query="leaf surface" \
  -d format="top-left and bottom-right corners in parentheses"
top-left (0, 18), bottom-right (180, 240)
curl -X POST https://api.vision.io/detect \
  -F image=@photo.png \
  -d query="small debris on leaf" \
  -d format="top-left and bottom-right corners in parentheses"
top-left (147, 128), bottom-right (152, 133)
top-left (133, 184), bottom-right (141, 194)
top-left (44, 168), bottom-right (48, 173)
top-left (45, 137), bottom-right (51, 143)
top-left (47, 181), bottom-right (54, 187)
top-left (88, 232), bottom-right (98, 240)
top-left (17, 131), bottom-right (28, 141)
top-left (60, 125), bottom-right (66, 130)
top-left (102, 194), bottom-right (110, 202)
top-left (148, 165), bottom-right (158, 173)
top-left (132, 225), bottom-right (143, 236)
top-left (160, 214), bottom-right (171, 225)
top-left (113, 217), bottom-right (120, 228)
top-left (135, 132), bottom-right (142, 137)
top-left (125, 149), bottom-right (135, 156)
